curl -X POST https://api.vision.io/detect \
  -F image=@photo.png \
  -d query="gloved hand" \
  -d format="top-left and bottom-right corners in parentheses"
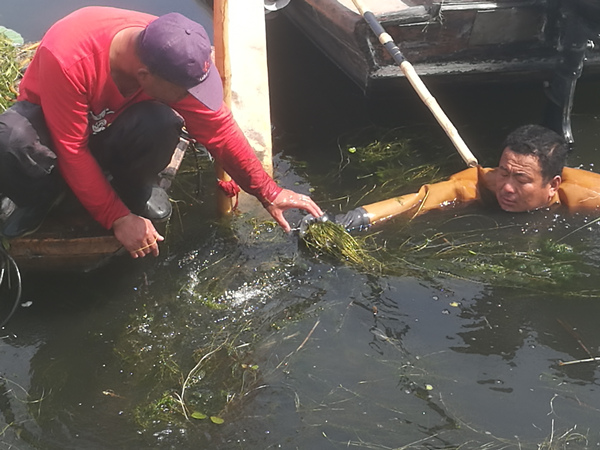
top-left (332, 207), bottom-right (370, 231)
top-left (298, 207), bottom-right (371, 237)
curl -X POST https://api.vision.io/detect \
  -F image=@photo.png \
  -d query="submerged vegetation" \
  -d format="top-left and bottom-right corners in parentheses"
top-left (325, 126), bottom-right (460, 208)
top-left (394, 222), bottom-right (594, 295)
top-left (301, 127), bottom-right (600, 297)
top-left (303, 215), bottom-right (600, 297)
top-left (108, 217), bottom-right (311, 436)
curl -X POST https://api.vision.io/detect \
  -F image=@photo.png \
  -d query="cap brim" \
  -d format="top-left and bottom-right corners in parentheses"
top-left (188, 64), bottom-right (223, 111)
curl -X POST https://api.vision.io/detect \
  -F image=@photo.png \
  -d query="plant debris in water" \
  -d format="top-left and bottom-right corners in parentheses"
top-left (332, 127), bottom-right (459, 205)
top-left (387, 217), bottom-right (600, 297)
top-left (301, 210), bottom-right (600, 298)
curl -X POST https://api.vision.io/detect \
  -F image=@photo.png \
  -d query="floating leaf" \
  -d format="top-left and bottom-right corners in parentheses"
top-left (191, 411), bottom-right (207, 420)
top-left (449, 302), bottom-right (460, 308)
top-left (425, 384), bottom-right (433, 391)
top-left (0, 26), bottom-right (24, 45)
top-left (210, 416), bottom-right (224, 424)
top-left (250, 364), bottom-right (259, 370)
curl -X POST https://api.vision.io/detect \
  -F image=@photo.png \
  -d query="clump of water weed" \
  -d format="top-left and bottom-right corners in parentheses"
top-left (117, 246), bottom-right (302, 435)
top-left (387, 218), bottom-right (598, 296)
top-left (129, 329), bottom-right (257, 431)
top-left (301, 211), bottom-right (600, 297)
top-left (302, 220), bottom-right (382, 272)
top-left (333, 127), bottom-right (458, 205)
top-left (133, 390), bottom-right (181, 430)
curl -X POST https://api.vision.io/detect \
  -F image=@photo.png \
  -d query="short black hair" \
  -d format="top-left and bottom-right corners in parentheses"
top-left (502, 125), bottom-right (568, 183)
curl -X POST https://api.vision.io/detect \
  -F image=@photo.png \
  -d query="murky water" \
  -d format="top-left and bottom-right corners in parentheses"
top-left (2, 2), bottom-right (600, 449)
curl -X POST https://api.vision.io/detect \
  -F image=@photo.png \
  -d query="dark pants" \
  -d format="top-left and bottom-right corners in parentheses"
top-left (0, 100), bottom-right (184, 211)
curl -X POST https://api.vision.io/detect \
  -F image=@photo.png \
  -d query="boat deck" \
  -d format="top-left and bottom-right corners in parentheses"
top-left (284, 0), bottom-right (600, 92)
top-left (3, 136), bottom-right (191, 272)
top-left (337, 0), bottom-right (417, 14)
top-left (5, 195), bottom-right (124, 273)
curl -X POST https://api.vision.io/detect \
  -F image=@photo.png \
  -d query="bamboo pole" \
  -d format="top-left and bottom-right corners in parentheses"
top-left (213, 0), bottom-right (235, 215)
top-left (350, 0), bottom-right (478, 168)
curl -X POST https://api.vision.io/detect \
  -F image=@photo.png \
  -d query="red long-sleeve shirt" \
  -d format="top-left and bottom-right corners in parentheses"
top-left (18, 6), bottom-right (281, 229)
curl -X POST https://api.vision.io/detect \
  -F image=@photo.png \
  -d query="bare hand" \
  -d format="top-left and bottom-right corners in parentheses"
top-left (264, 189), bottom-right (323, 232)
top-left (112, 213), bottom-right (165, 258)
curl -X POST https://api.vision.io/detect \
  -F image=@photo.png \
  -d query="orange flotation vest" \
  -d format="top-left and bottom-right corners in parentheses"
top-left (360, 166), bottom-right (600, 226)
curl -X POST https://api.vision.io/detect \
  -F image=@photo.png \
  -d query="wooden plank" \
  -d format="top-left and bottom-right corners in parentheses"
top-left (9, 236), bottom-right (122, 257)
top-left (9, 234), bottom-right (123, 272)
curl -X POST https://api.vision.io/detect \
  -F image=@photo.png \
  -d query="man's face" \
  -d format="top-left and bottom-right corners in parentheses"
top-left (495, 147), bottom-right (560, 212)
top-left (138, 70), bottom-right (188, 104)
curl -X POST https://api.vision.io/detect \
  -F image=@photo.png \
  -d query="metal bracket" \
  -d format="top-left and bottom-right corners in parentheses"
top-left (158, 136), bottom-right (191, 191)
top-left (543, 5), bottom-right (598, 149)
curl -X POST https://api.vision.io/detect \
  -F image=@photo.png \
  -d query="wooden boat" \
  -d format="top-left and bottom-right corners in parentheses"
top-left (6, 204), bottom-right (124, 273)
top-left (4, 137), bottom-right (189, 273)
top-left (282, 0), bottom-right (600, 92)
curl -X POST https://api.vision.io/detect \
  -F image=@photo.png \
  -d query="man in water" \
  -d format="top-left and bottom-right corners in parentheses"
top-left (330, 124), bottom-right (600, 230)
top-left (0, 7), bottom-right (322, 258)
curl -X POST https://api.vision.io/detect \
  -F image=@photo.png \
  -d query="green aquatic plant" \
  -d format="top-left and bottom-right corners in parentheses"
top-left (333, 127), bottom-right (457, 205)
top-left (0, 33), bottom-right (20, 111)
top-left (129, 329), bottom-right (256, 431)
top-left (302, 220), bottom-right (383, 272)
top-left (116, 233), bottom-right (303, 434)
top-left (387, 219), bottom-right (598, 296)
top-left (133, 390), bottom-right (181, 430)
top-left (0, 29), bottom-right (36, 112)
top-left (301, 212), bottom-right (600, 297)
top-left (346, 137), bottom-right (442, 185)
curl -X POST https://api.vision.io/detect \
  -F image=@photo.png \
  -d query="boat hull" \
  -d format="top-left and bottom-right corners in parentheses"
top-left (283, 0), bottom-right (600, 93)
top-left (5, 197), bottom-right (124, 272)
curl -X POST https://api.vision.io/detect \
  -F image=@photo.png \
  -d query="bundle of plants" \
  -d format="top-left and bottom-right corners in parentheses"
top-left (301, 219), bottom-right (383, 273)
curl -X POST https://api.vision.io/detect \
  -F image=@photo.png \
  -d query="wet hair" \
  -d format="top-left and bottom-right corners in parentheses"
top-left (502, 124), bottom-right (568, 183)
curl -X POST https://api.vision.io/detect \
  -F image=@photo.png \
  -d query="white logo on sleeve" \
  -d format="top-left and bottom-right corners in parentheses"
top-left (89, 108), bottom-right (115, 134)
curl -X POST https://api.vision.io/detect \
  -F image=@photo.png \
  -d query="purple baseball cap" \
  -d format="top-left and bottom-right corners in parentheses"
top-left (138, 12), bottom-right (223, 111)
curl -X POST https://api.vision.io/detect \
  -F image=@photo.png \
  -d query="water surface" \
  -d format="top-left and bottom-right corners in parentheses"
top-left (2, 2), bottom-right (600, 449)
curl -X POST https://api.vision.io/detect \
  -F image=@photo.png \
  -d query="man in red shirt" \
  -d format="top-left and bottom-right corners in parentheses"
top-left (0, 7), bottom-right (322, 258)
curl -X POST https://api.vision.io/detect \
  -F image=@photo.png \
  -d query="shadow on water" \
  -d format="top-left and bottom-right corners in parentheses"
top-left (2, 4), bottom-right (600, 450)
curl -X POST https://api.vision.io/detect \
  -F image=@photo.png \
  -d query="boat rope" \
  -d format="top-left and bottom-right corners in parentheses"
top-left (0, 245), bottom-right (22, 328)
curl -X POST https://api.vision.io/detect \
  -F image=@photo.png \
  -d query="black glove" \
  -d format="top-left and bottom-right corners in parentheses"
top-left (298, 207), bottom-right (371, 237)
top-left (332, 207), bottom-right (370, 231)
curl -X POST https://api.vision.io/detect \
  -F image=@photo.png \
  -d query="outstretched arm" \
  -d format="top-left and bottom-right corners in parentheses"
top-left (330, 167), bottom-right (484, 230)
top-left (177, 99), bottom-right (324, 231)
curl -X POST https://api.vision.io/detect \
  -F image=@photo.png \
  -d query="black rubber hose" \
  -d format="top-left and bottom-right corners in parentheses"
top-left (0, 246), bottom-right (22, 328)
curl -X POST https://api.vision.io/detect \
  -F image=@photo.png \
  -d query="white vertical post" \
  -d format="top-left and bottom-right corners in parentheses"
top-left (226, 0), bottom-right (274, 175)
